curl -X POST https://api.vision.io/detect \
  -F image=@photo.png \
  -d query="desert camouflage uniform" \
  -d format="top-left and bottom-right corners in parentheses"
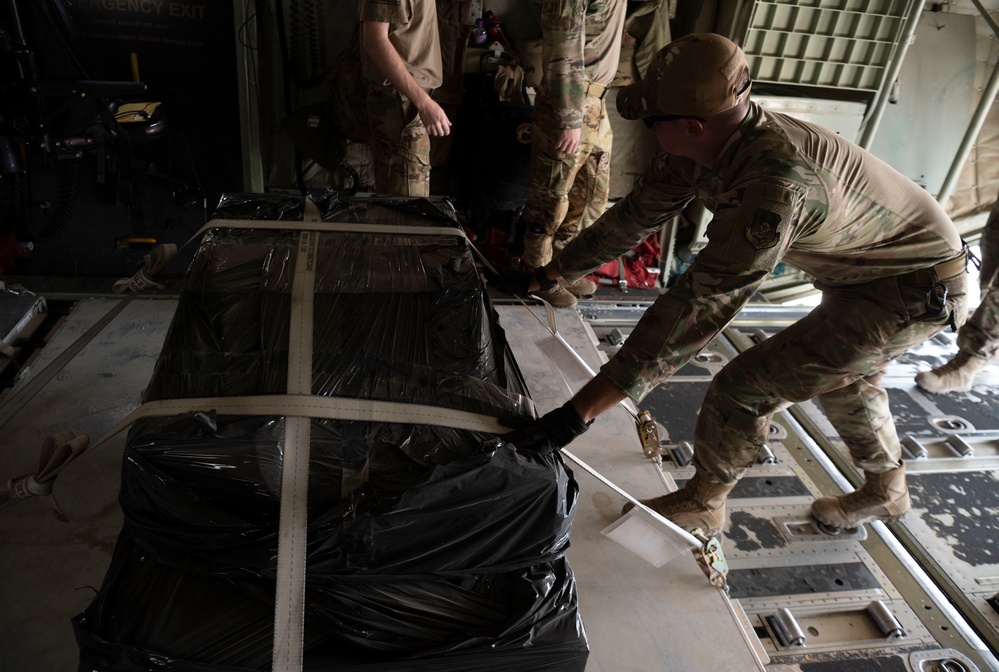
top-left (521, 0), bottom-right (626, 269)
top-left (956, 196), bottom-right (999, 360)
top-left (365, 85), bottom-right (432, 197)
top-left (554, 102), bottom-right (969, 483)
top-left (358, 0), bottom-right (442, 197)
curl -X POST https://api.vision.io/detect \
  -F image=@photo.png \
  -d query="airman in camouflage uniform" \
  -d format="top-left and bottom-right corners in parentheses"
top-left (512, 34), bottom-right (969, 534)
top-left (359, 0), bottom-right (450, 197)
top-left (520, 0), bottom-right (627, 307)
top-left (916, 196), bottom-right (999, 392)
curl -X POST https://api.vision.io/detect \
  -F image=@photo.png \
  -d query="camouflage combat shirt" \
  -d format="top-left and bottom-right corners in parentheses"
top-left (540, 0), bottom-right (627, 130)
top-left (553, 101), bottom-right (964, 402)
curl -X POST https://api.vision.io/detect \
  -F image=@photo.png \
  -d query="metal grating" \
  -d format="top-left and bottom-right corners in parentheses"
top-left (743, 0), bottom-right (914, 92)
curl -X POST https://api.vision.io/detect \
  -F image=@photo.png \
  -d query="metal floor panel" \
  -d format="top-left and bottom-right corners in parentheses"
top-left (4, 292), bottom-right (998, 671)
top-left (0, 297), bottom-right (177, 672)
top-left (495, 303), bottom-right (767, 672)
top-left (774, 326), bottom-right (999, 662)
top-left (0, 288), bottom-right (769, 672)
top-left (723, 319), bottom-right (999, 669)
top-left (586, 303), bottom-right (999, 670)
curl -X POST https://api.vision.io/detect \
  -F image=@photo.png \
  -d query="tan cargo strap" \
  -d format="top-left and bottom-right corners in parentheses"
top-left (199, 218), bottom-right (469, 241)
top-left (6, 431), bottom-right (89, 522)
top-left (8, 395), bottom-right (509, 494)
top-left (272, 217), bottom-right (319, 672)
top-left (584, 81), bottom-right (608, 100)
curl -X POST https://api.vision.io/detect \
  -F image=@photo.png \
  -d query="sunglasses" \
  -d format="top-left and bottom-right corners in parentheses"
top-left (643, 114), bottom-right (707, 129)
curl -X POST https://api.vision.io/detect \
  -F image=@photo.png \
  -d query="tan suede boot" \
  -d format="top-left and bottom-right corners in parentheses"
top-left (560, 276), bottom-right (598, 297)
top-left (915, 351), bottom-right (990, 394)
top-left (534, 281), bottom-right (578, 307)
top-left (811, 462), bottom-right (910, 530)
top-left (622, 472), bottom-right (736, 535)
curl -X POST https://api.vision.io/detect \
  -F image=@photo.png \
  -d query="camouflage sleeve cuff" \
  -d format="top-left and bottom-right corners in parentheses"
top-left (359, 1), bottom-right (408, 24)
top-left (598, 358), bottom-right (648, 405)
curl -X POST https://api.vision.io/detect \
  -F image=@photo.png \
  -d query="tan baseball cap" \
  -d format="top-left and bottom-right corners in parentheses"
top-left (617, 33), bottom-right (751, 120)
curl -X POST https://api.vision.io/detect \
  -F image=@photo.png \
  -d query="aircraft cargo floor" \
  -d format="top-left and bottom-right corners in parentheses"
top-left (0, 284), bottom-right (997, 671)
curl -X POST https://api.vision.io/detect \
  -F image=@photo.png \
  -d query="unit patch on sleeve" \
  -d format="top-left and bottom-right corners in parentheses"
top-left (745, 209), bottom-right (782, 251)
top-left (718, 181), bottom-right (804, 273)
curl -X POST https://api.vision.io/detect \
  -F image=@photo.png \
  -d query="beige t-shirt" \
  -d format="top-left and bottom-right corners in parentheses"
top-left (359, 0), bottom-right (443, 89)
top-left (585, 0), bottom-right (628, 86)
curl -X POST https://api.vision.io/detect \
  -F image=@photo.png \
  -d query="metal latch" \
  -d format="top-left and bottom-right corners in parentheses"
top-left (691, 528), bottom-right (729, 592)
top-left (636, 410), bottom-right (663, 458)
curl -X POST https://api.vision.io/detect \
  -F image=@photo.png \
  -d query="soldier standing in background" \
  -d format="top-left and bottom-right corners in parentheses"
top-left (359, 0), bottom-right (451, 197)
top-left (520, 0), bottom-right (628, 307)
top-left (492, 34), bottom-right (968, 535)
top-left (916, 197), bottom-right (999, 392)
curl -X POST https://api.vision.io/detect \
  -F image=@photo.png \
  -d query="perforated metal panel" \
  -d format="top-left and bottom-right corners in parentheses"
top-left (743, 0), bottom-right (916, 92)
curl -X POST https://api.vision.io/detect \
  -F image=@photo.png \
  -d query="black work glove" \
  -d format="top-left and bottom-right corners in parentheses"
top-left (483, 264), bottom-right (557, 298)
top-left (502, 401), bottom-right (593, 454)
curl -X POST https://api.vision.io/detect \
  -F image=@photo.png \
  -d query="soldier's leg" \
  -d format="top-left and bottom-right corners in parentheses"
top-left (973, 193), bottom-right (999, 287)
top-left (647, 273), bottom-right (966, 532)
top-left (955, 286), bottom-right (999, 361)
top-left (916, 205), bottom-right (999, 392)
top-left (810, 274), bottom-right (966, 526)
top-left (365, 84), bottom-right (431, 197)
top-left (580, 102), bottom-right (612, 233)
top-left (556, 98), bottom-right (611, 255)
top-left (633, 336), bottom-right (794, 533)
top-left (958, 214), bottom-right (999, 361)
top-left (817, 371), bottom-right (898, 471)
top-left (521, 99), bottom-right (588, 270)
top-left (918, 284), bottom-right (999, 392)
top-left (557, 99), bottom-right (612, 297)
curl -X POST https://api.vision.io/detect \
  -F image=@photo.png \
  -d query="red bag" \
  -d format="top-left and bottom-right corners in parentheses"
top-left (590, 234), bottom-right (661, 289)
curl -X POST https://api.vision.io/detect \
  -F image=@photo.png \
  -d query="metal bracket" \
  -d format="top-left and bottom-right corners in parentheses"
top-left (691, 529), bottom-right (729, 592)
top-left (637, 409), bottom-right (664, 458)
top-left (774, 515), bottom-right (868, 543)
top-left (909, 648), bottom-right (980, 672)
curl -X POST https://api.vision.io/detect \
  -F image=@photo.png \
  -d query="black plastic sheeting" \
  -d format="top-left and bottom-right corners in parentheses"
top-left (74, 192), bottom-right (589, 671)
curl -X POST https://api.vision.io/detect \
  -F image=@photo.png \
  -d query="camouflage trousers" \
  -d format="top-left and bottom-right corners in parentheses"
top-left (692, 268), bottom-right (968, 484)
top-left (957, 208), bottom-right (999, 360)
top-left (521, 93), bottom-right (612, 269)
top-left (366, 82), bottom-right (431, 197)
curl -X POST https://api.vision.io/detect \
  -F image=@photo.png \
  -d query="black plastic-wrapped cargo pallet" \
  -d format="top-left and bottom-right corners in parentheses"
top-left (73, 192), bottom-right (589, 671)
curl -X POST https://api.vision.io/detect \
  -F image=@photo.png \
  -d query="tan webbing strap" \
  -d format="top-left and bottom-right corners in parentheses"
top-left (141, 396), bottom-right (508, 433)
top-left (19, 395), bottom-right (509, 492)
top-left (272, 198), bottom-right (320, 672)
top-left (197, 218), bottom-right (469, 240)
top-left (0, 295), bottom-right (136, 430)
